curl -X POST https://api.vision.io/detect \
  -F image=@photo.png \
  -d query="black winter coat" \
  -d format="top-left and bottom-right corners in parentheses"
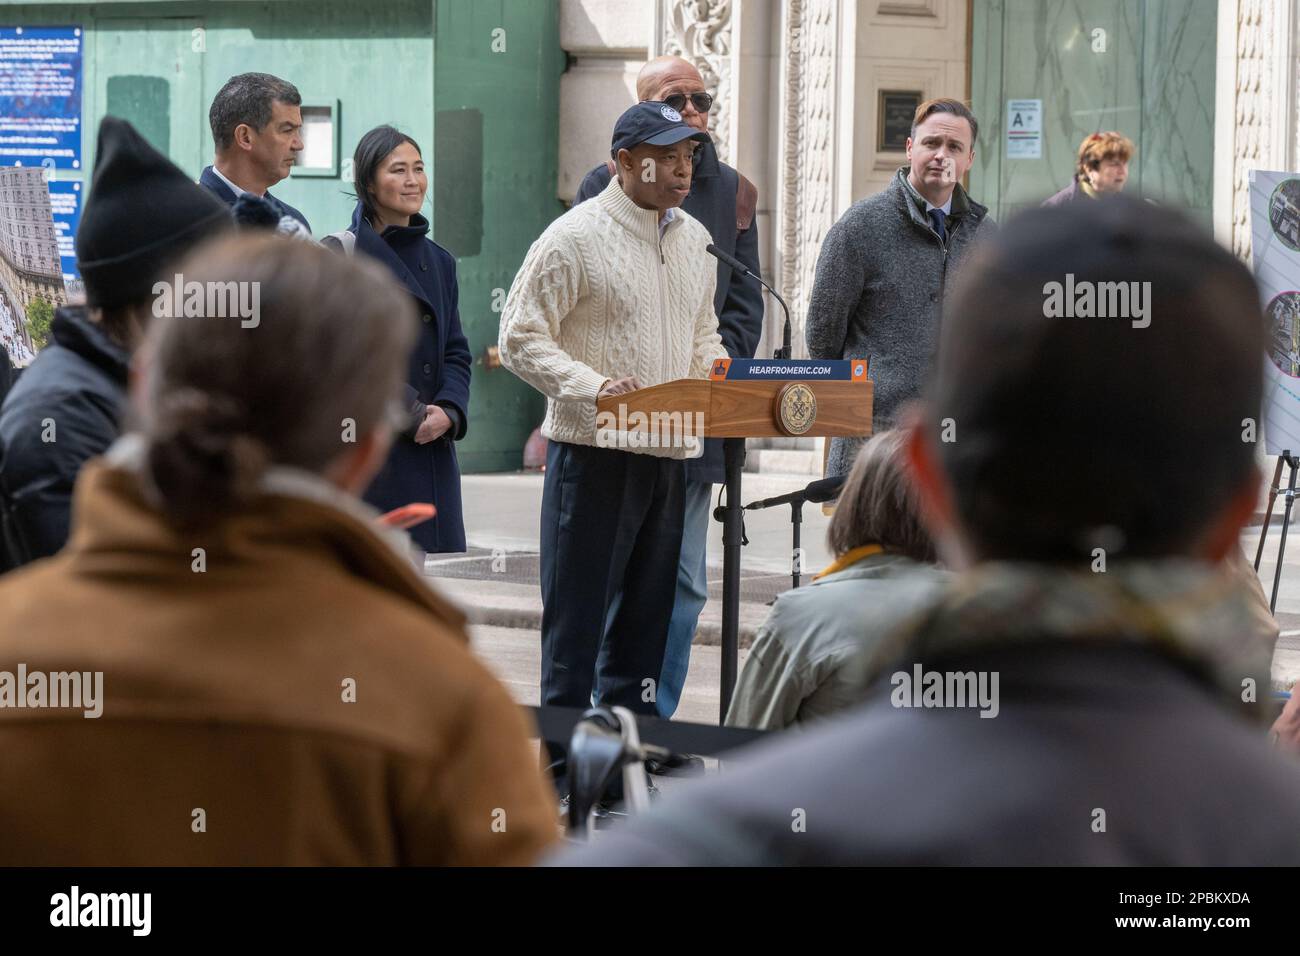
top-left (0, 306), bottom-right (128, 568)
top-left (327, 203), bottom-right (471, 553)
top-left (199, 166), bottom-right (312, 232)
top-left (1042, 177), bottom-right (1089, 207)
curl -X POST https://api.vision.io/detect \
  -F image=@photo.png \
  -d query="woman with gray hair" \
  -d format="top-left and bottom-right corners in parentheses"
top-left (725, 430), bottom-right (948, 730)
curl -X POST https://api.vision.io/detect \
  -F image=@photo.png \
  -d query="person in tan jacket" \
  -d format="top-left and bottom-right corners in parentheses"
top-left (0, 235), bottom-right (557, 865)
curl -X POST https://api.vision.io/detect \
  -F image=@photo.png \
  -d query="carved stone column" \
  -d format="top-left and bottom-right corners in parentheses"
top-left (777, 0), bottom-right (842, 357)
top-left (1218, 0), bottom-right (1295, 260)
top-left (654, 1), bottom-right (735, 164)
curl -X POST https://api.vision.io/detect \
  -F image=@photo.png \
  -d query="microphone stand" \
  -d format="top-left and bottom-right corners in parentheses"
top-left (744, 476), bottom-right (846, 589)
top-left (717, 438), bottom-right (745, 720)
top-left (791, 500), bottom-right (803, 588)
top-left (706, 243), bottom-right (793, 360)
top-left (770, 290), bottom-right (793, 360)
top-left (763, 282), bottom-right (795, 581)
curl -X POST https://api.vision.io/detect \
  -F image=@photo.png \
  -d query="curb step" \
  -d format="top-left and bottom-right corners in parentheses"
top-left (431, 577), bottom-right (768, 647)
top-left (744, 448), bottom-right (822, 475)
top-left (748, 436), bottom-right (821, 452)
top-left (744, 436), bottom-right (822, 477)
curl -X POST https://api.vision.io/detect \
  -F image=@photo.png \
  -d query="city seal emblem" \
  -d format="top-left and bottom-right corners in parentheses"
top-left (660, 104), bottom-right (682, 122)
top-left (775, 383), bottom-right (817, 436)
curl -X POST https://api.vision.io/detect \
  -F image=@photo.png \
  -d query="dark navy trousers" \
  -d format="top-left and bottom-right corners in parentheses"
top-left (539, 440), bottom-right (685, 716)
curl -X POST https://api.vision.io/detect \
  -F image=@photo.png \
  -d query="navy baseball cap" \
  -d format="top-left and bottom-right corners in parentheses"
top-left (610, 101), bottom-right (711, 157)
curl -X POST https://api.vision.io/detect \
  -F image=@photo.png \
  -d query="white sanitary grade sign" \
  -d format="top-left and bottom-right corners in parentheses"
top-left (1007, 99), bottom-right (1042, 159)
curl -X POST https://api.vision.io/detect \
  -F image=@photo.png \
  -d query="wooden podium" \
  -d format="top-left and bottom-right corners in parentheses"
top-left (596, 370), bottom-right (873, 722)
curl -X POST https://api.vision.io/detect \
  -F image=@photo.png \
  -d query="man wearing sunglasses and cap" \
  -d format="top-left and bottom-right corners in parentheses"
top-left (501, 101), bottom-right (728, 792)
top-left (575, 55), bottom-right (764, 724)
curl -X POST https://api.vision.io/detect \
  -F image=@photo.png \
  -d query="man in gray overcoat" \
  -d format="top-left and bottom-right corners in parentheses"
top-left (806, 97), bottom-right (995, 477)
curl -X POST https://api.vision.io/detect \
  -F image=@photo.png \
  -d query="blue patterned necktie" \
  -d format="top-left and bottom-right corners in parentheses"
top-left (928, 207), bottom-right (947, 243)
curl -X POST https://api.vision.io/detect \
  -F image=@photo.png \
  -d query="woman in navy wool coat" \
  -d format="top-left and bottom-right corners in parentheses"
top-left (325, 126), bottom-right (471, 557)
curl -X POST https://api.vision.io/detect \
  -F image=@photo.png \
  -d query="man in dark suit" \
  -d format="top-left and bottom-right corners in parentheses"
top-left (200, 72), bottom-right (311, 235)
top-left (573, 55), bottom-right (764, 721)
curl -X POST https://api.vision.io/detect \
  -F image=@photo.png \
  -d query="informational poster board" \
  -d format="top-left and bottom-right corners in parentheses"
top-left (1006, 99), bottom-right (1041, 159)
top-left (1250, 169), bottom-right (1300, 454)
top-left (0, 26), bottom-right (83, 169)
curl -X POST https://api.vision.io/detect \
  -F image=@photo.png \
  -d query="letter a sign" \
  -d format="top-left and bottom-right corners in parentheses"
top-left (1006, 99), bottom-right (1042, 159)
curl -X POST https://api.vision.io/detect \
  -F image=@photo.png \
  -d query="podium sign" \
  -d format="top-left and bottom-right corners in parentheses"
top-left (594, 367), bottom-right (873, 720)
top-left (595, 373), bottom-right (872, 442)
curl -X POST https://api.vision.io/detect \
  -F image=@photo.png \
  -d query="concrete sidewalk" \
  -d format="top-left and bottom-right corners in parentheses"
top-left (470, 624), bottom-right (749, 725)
top-left (429, 470), bottom-right (832, 645)
top-left (453, 471), bottom-right (834, 573)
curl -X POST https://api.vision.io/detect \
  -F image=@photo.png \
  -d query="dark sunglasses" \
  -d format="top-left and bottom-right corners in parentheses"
top-left (664, 91), bottom-right (713, 114)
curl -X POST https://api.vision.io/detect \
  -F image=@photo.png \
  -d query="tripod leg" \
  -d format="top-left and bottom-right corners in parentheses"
top-left (1256, 455), bottom-right (1285, 571)
top-left (1271, 457), bottom-right (1299, 614)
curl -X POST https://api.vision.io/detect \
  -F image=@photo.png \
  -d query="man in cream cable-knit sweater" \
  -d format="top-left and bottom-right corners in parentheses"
top-left (500, 102), bottom-right (727, 758)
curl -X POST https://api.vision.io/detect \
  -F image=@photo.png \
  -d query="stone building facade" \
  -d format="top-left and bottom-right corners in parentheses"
top-left (1216, 0), bottom-right (1300, 261)
top-left (559, 0), bottom-right (1300, 349)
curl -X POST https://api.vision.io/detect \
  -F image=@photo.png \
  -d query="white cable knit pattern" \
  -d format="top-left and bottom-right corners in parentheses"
top-left (499, 177), bottom-right (725, 458)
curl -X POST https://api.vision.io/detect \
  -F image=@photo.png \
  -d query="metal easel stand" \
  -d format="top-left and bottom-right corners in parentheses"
top-left (1253, 450), bottom-right (1300, 614)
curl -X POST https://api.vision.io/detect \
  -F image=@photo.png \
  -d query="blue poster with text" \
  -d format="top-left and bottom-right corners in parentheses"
top-left (47, 178), bottom-right (81, 284)
top-left (0, 26), bottom-right (83, 169)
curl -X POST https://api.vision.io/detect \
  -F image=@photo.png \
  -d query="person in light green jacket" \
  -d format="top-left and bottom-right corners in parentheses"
top-left (726, 430), bottom-right (948, 730)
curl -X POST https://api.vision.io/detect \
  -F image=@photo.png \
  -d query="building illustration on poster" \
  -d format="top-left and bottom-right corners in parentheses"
top-left (0, 166), bottom-right (65, 363)
top-left (1251, 170), bottom-right (1300, 454)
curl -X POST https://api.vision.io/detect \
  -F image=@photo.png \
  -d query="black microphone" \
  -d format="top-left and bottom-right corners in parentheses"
top-left (745, 475), bottom-right (846, 511)
top-left (706, 243), bottom-right (793, 360)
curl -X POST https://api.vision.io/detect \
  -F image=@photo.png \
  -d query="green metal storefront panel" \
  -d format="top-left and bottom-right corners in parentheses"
top-left (433, 0), bottom-right (563, 473)
top-left (4, 1), bottom-right (435, 230)
top-left (970, 0), bottom-right (1217, 228)
top-left (95, 17), bottom-right (205, 169)
top-left (2, 0), bottom-right (564, 473)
